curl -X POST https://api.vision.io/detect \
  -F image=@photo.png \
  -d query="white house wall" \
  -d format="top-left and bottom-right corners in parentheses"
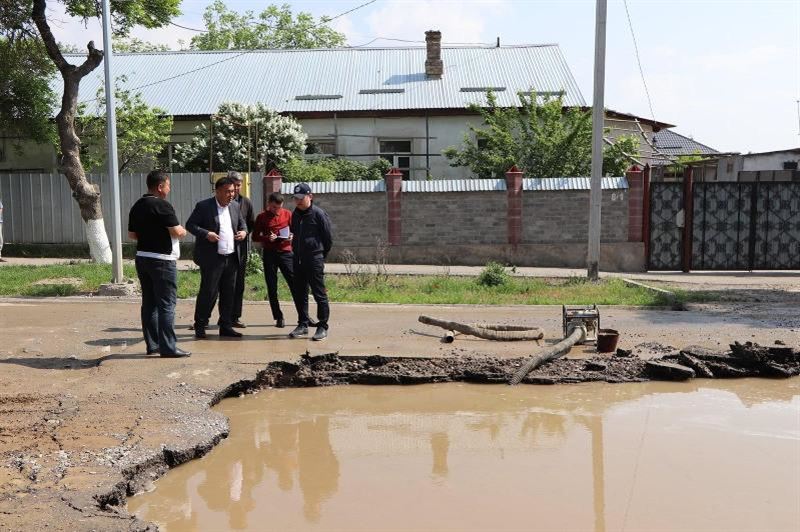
top-left (1, 114), bottom-right (655, 179)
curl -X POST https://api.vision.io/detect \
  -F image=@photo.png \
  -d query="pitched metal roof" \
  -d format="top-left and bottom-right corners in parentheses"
top-left (66, 45), bottom-right (585, 115)
top-left (652, 129), bottom-right (719, 156)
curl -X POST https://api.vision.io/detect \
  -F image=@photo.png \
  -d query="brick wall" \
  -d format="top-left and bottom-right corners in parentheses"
top-left (295, 192), bottom-right (387, 251)
top-left (522, 189), bottom-right (628, 243)
top-left (400, 192), bottom-right (507, 245)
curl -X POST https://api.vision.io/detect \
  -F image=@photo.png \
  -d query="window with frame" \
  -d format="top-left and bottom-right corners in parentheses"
top-left (379, 139), bottom-right (412, 180)
top-left (305, 139), bottom-right (336, 157)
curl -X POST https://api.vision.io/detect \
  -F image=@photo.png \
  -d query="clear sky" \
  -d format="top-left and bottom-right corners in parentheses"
top-left (51, 0), bottom-right (800, 154)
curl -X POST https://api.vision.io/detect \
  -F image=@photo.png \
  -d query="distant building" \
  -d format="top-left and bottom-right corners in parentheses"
top-left (0, 32), bottom-right (672, 178)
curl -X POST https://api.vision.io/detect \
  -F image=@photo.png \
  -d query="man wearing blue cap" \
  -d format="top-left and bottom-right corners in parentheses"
top-left (288, 183), bottom-right (333, 341)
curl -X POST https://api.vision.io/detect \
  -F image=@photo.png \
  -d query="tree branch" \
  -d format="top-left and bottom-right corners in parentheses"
top-left (74, 40), bottom-right (104, 79)
top-left (31, 0), bottom-right (69, 72)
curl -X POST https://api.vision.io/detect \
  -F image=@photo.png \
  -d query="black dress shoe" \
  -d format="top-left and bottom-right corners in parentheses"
top-left (276, 318), bottom-right (285, 328)
top-left (219, 327), bottom-right (243, 338)
top-left (195, 327), bottom-right (207, 339)
top-left (160, 348), bottom-right (191, 358)
top-left (146, 348), bottom-right (159, 355)
top-left (312, 326), bottom-right (328, 341)
top-left (289, 325), bottom-right (308, 338)
top-left (232, 320), bottom-right (247, 328)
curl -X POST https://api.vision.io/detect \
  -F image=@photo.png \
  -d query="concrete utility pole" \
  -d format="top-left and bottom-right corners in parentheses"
top-left (587, 0), bottom-right (607, 281)
top-left (101, 0), bottom-right (123, 283)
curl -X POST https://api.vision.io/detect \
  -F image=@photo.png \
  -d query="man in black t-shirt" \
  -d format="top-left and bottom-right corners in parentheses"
top-left (128, 170), bottom-right (190, 358)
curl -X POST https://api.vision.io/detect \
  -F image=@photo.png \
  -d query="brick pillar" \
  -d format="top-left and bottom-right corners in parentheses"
top-left (385, 167), bottom-right (403, 245)
top-left (263, 168), bottom-right (282, 208)
top-left (626, 165), bottom-right (644, 242)
top-left (505, 165), bottom-right (523, 247)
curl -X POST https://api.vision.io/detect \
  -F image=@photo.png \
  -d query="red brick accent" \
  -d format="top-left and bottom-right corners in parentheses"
top-left (264, 168), bottom-right (283, 207)
top-left (385, 167), bottom-right (403, 245)
top-left (627, 167), bottom-right (644, 242)
top-left (505, 166), bottom-right (524, 247)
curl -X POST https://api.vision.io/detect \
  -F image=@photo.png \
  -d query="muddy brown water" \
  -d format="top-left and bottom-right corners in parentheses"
top-left (128, 380), bottom-right (800, 531)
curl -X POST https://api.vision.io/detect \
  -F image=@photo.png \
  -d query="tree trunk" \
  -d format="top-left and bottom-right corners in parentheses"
top-left (33, 0), bottom-right (111, 263)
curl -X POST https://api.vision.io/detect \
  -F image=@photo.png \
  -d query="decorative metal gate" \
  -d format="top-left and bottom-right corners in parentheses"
top-left (650, 180), bottom-right (800, 271)
top-left (647, 182), bottom-right (683, 270)
top-left (691, 183), bottom-right (752, 270)
top-left (752, 183), bottom-right (800, 269)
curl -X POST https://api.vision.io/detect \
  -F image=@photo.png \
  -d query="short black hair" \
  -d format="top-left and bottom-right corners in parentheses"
top-left (215, 176), bottom-right (235, 189)
top-left (268, 192), bottom-right (284, 204)
top-left (146, 169), bottom-right (169, 190)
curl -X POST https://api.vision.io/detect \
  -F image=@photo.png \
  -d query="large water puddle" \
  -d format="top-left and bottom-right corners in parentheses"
top-left (129, 379), bottom-right (800, 531)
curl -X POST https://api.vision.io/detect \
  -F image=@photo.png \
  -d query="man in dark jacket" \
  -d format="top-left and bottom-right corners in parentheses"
top-left (186, 177), bottom-right (247, 339)
top-left (227, 171), bottom-right (255, 328)
top-left (288, 183), bottom-right (332, 341)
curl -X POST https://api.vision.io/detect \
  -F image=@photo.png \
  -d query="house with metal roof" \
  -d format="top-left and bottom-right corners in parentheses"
top-left (0, 31), bottom-right (671, 178)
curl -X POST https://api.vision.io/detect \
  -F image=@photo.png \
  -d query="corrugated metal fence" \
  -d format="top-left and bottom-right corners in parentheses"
top-left (0, 172), bottom-right (264, 244)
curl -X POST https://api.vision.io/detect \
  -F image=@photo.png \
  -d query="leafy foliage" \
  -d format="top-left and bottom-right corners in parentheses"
top-left (280, 157), bottom-right (391, 182)
top-left (112, 36), bottom-right (170, 53)
top-left (476, 262), bottom-right (511, 287)
top-left (172, 102), bottom-right (307, 172)
top-left (63, 0), bottom-right (181, 37)
top-left (76, 77), bottom-right (173, 172)
top-left (443, 91), bottom-right (640, 178)
top-left (603, 134), bottom-right (641, 177)
top-left (190, 0), bottom-right (345, 50)
top-left (0, 37), bottom-right (56, 146)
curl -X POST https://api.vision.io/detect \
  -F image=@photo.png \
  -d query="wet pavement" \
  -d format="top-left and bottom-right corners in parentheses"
top-left (1, 297), bottom-right (800, 530)
top-left (129, 380), bottom-right (800, 531)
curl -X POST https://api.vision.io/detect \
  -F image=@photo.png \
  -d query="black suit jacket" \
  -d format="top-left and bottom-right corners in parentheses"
top-left (186, 197), bottom-right (246, 268)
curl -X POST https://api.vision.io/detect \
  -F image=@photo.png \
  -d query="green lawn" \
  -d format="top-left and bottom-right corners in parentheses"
top-left (0, 263), bottom-right (710, 306)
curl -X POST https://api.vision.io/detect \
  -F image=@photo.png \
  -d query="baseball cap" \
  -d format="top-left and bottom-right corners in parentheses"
top-left (293, 183), bottom-right (312, 199)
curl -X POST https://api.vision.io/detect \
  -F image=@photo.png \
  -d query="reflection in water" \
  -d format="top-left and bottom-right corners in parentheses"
top-left (129, 379), bottom-right (800, 531)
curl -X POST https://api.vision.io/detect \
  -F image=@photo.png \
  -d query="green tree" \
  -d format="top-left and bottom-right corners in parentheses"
top-left (76, 77), bottom-right (173, 173)
top-left (112, 36), bottom-right (169, 53)
top-left (0, 37), bottom-right (56, 147)
top-left (280, 157), bottom-right (391, 182)
top-left (443, 91), bottom-right (639, 178)
top-left (1, 0), bottom-right (180, 263)
top-left (603, 134), bottom-right (640, 177)
top-left (190, 0), bottom-right (345, 50)
top-left (172, 102), bottom-right (307, 172)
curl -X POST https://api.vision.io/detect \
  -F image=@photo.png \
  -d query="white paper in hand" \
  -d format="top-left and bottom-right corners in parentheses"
top-left (277, 226), bottom-right (290, 239)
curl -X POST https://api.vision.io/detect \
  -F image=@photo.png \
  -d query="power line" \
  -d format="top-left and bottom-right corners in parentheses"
top-left (78, 0), bottom-right (380, 104)
top-left (622, 0), bottom-right (656, 121)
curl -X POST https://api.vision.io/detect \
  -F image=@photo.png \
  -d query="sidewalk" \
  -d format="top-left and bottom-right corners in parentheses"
top-left (1, 256), bottom-right (798, 289)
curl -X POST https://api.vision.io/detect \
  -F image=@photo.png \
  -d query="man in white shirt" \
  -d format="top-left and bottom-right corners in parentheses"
top-left (186, 177), bottom-right (247, 339)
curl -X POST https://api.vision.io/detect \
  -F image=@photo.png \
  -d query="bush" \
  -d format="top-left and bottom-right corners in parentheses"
top-left (476, 262), bottom-right (510, 287)
top-left (246, 250), bottom-right (263, 276)
top-left (280, 157), bottom-right (391, 182)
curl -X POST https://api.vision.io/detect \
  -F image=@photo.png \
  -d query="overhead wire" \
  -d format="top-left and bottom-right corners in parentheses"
top-left (622, 0), bottom-right (656, 122)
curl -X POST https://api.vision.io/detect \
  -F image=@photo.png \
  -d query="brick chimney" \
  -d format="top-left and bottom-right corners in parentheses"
top-left (425, 30), bottom-right (443, 79)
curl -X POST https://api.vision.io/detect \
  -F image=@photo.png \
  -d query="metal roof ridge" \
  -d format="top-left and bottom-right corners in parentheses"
top-left (62, 43), bottom-right (565, 57)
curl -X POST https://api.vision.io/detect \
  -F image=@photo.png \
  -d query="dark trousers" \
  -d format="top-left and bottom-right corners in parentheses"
top-left (194, 253), bottom-right (238, 329)
top-left (135, 256), bottom-right (177, 353)
top-left (263, 250), bottom-right (294, 321)
top-left (292, 254), bottom-right (329, 329)
top-left (231, 242), bottom-right (249, 321)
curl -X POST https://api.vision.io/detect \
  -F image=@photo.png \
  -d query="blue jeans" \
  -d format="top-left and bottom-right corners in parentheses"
top-left (135, 256), bottom-right (178, 353)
